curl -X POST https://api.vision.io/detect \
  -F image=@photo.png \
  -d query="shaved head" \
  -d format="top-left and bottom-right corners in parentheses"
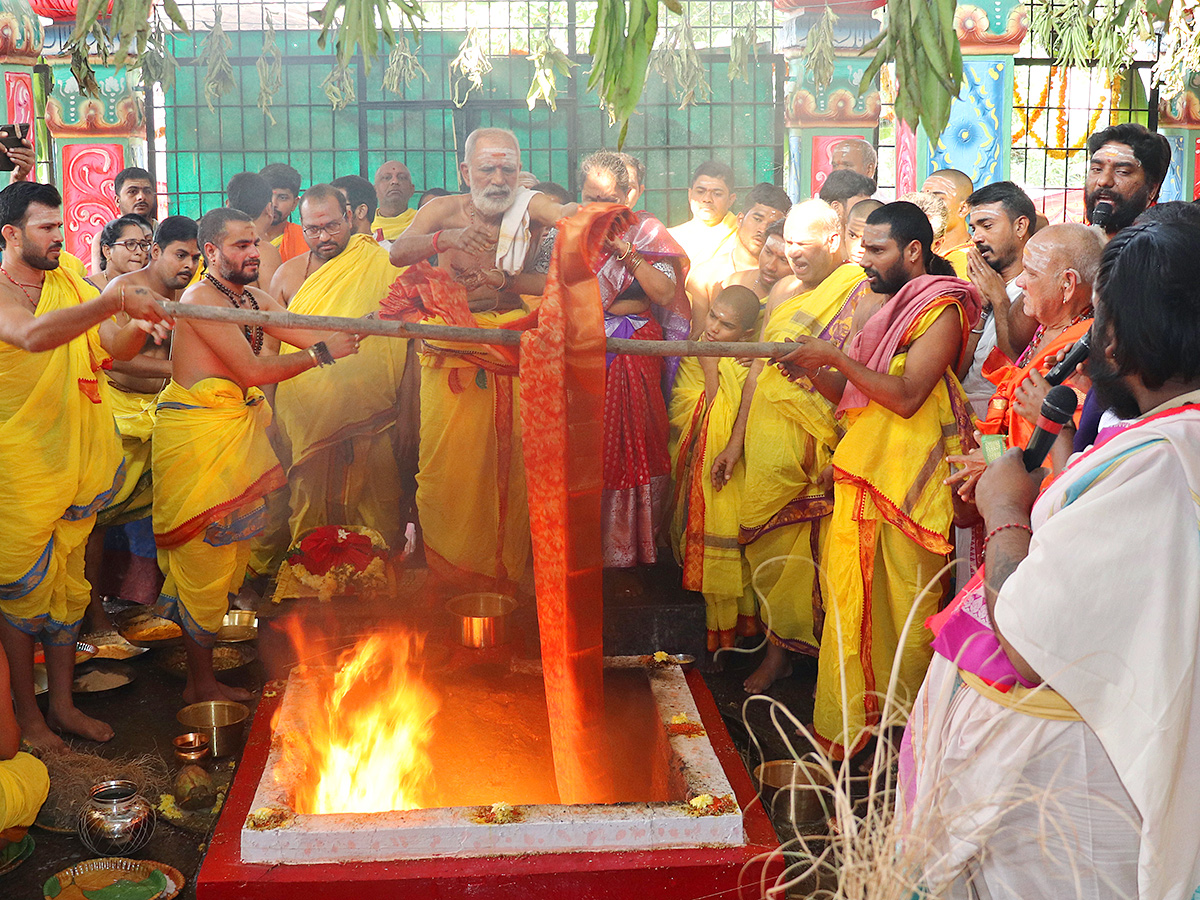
top-left (848, 197), bottom-right (883, 224)
top-left (783, 199), bottom-right (844, 288)
top-left (712, 284), bottom-right (762, 330)
top-left (1027, 223), bottom-right (1103, 289)
top-left (922, 169), bottom-right (974, 232)
top-left (786, 198), bottom-right (842, 241)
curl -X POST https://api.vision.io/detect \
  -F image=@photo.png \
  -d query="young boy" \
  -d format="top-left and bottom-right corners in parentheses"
top-left (668, 285), bottom-right (762, 653)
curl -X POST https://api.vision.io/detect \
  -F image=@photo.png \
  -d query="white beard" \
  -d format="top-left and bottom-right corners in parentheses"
top-left (471, 184), bottom-right (515, 217)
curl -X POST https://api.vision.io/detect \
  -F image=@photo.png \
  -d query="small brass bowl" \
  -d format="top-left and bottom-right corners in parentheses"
top-left (446, 592), bottom-right (518, 649)
top-left (217, 609), bottom-right (258, 643)
top-left (173, 732), bottom-right (212, 765)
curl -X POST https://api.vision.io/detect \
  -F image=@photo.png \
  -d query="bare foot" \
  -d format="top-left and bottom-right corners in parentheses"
top-left (743, 642), bottom-right (793, 694)
top-left (183, 682), bottom-right (253, 705)
top-left (46, 705), bottom-right (114, 743)
top-left (218, 682), bottom-right (254, 702)
top-left (16, 715), bottom-right (67, 754)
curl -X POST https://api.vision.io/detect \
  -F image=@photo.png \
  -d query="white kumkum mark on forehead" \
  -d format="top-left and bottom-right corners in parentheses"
top-left (1092, 145), bottom-right (1142, 168)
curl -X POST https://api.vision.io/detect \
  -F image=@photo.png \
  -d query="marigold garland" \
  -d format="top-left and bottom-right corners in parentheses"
top-left (1012, 67), bottom-right (1113, 158)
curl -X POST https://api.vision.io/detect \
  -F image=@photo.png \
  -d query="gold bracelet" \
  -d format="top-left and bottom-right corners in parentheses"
top-left (616, 243), bottom-right (633, 260)
top-left (306, 346), bottom-right (320, 367)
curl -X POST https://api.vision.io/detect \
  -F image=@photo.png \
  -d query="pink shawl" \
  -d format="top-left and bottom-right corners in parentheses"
top-left (837, 274), bottom-right (981, 414)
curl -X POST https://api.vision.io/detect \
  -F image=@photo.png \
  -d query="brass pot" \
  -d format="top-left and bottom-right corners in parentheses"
top-left (446, 592), bottom-right (518, 649)
top-left (77, 780), bottom-right (155, 855)
top-left (177, 700), bottom-right (249, 758)
top-left (753, 760), bottom-right (834, 830)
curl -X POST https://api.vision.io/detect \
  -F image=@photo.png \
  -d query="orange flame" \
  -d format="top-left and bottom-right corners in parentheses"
top-left (280, 630), bottom-right (440, 815)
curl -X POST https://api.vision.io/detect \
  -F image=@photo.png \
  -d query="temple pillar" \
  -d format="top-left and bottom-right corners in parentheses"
top-left (894, 0), bottom-right (1027, 192)
top-left (0, 0), bottom-right (44, 180)
top-left (1157, 73), bottom-right (1200, 202)
top-left (776, 0), bottom-right (884, 201)
top-left (35, 9), bottom-right (145, 262)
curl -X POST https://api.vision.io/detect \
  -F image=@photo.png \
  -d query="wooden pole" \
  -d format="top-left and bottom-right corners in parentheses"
top-left (159, 301), bottom-right (800, 359)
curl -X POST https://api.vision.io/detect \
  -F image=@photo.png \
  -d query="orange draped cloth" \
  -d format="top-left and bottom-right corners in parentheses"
top-left (274, 222), bottom-right (307, 262)
top-left (977, 318), bottom-right (1092, 449)
top-left (520, 206), bottom-right (621, 803)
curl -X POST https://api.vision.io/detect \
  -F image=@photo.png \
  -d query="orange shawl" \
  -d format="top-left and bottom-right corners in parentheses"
top-left (978, 318), bottom-right (1091, 449)
top-left (520, 206), bottom-right (625, 804)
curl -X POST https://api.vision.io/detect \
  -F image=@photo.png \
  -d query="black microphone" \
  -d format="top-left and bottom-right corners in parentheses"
top-left (1023, 385), bottom-right (1079, 471)
top-left (1091, 199), bottom-right (1114, 229)
top-left (1043, 331), bottom-right (1091, 387)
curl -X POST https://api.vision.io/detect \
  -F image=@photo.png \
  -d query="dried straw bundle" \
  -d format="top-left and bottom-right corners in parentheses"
top-left (34, 750), bottom-right (171, 832)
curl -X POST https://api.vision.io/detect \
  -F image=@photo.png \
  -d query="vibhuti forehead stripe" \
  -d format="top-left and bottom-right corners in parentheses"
top-left (1091, 145), bottom-right (1142, 169)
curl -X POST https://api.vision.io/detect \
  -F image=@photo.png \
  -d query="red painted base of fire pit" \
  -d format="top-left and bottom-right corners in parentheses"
top-left (197, 669), bottom-right (784, 899)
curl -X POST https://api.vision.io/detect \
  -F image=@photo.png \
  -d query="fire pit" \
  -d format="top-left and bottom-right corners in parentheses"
top-left (241, 654), bottom-right (743, 864)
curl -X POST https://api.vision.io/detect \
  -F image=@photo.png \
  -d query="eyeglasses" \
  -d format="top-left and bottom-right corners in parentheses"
top-left (113, 239), bottom-right (152, 252)
top-left (301, 220), bottom-right (347, 238)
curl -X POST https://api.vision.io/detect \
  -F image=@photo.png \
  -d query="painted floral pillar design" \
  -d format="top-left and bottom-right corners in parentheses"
top-left (895, 0), bottom-right (1027, 192)
top-left (776, 0), bottom-right (885, 201)
top-left (1158, 73), bottom-right (1200, 202)
top-left (0, 0), bottom-right (43, 181)
top-left (37, 8), bottom-right (144, 262)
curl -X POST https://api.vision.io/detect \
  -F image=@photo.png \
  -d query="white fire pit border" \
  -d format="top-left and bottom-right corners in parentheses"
top-left (241, 656), bottom-right (744, 865)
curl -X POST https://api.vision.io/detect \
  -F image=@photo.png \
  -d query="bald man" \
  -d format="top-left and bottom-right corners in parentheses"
top-left (829, 138), bottom-right (878, 182)
top-left (947, 223), bottom-right (1101, 503)
top-left (712, 200), bottom-right (872, 693)
top-left (371, 161), bottom-right (417, 244)
top-left (920, 169), bottom-right (974, 277)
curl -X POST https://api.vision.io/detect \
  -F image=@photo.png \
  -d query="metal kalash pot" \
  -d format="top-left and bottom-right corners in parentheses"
top-left (77, 780), bottom-right (156, 855)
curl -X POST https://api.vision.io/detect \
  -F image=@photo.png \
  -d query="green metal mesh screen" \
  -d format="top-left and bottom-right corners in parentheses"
top-left (158, 1), bottom-right (783, 224)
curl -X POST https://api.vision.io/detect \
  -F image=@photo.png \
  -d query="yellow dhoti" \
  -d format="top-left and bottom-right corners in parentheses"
top-left (669, 355), bottom-right (753, 648)
top-left (96, 384), bottom-right (157, 528)
top-left (418, 309), bottom-right (530, 592)
top-left (0, 269), bottom-right (121, 643)
top-left (153, 378), bottom-right (285, 647)
top-left (0, 751), bottom-right (49, 831)
top-left (815, 302), bottom-right (971, 758)
top-left (738, 266), bottom-right (865, 654)
top-left (263, 234), bottom-right (409, 564)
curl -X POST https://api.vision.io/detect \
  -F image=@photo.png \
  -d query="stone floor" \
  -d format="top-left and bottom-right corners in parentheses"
top-left (3, 562), bottom-right (821, 899)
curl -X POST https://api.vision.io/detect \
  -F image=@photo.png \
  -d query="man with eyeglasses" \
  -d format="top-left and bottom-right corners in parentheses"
top-left (251, 184), bottom-right (413, 578)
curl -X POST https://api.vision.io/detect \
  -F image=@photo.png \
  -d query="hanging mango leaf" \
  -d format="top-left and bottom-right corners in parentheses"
top-left (322, 62), bottom-right (357, 110)
top-left (131, 18), bottom-right (179, 94)
top-left (589, 0), bottom-right (671, 147)
top-left (649, 13), bottom-right (710, 112)
top-left (729, 20), bottom-right (758, 84)
top-left (310, 0), bottom-right (425, 76)
top-left (859, 0), bottom-right (961, 138)
top-left (256, 12), bottom-right (284, 125)
top-left (68, 25), bottom-right (105, 98)
top-left (198, 6), bottom-right (236, 115)
top-left (526, 31), bottom-right (577, 111)
top-left (67, 0), bottom-right (189, 79)
top-left (802, 5), bottom-right (838, 92)
top-left (449, 27), bottom-right (492, 108)
top-left (382, 30), bottom-right (429, 95)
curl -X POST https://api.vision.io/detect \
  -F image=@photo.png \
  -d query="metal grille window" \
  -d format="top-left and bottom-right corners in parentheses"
top-left (1010, 57), bottom-right (1154, 221)
top-left (156, 0), bottom-right (785, 225)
